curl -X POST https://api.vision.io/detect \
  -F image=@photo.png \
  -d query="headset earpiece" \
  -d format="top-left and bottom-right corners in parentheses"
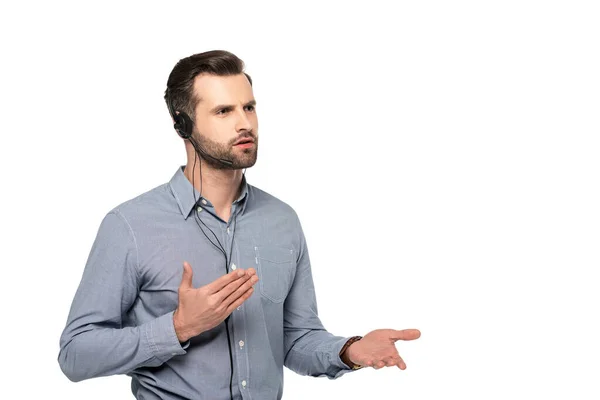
top-left (169, 103), bottom-right (234, 167)
top-left (173, 111), bottom-right (194, 139)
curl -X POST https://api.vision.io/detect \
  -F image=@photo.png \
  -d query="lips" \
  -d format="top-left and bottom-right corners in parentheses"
top-left (234, 137), bottom-right (255, 145)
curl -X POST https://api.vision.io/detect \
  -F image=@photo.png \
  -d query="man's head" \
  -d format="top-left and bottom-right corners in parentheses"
top-left (164, 50), bottom-right (258, 169)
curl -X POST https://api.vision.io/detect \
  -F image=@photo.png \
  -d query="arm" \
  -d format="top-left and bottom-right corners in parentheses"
top-left (57, 210), bottom-right (187, 382)
top-left (282, 214), bottom-right (358, 379)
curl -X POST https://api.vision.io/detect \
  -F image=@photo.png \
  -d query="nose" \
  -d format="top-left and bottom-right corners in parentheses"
top-left (235, 107), bottom-right (253, 133)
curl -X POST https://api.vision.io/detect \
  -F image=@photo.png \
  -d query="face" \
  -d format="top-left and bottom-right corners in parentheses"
top-left (190, 73), bottom-right (258, 170)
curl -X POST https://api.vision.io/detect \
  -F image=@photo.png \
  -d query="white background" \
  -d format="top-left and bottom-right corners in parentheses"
top-left (1, 1), bottom-right (599, 399)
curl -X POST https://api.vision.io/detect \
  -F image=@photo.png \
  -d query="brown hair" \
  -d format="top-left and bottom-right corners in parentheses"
top-left (164, 50), bottom-right (253, 121)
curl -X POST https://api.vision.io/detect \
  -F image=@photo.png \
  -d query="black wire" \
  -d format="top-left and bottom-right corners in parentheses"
top-left (188, 137), bottom-right (239, 400)
top-left (189, 137), bottom-right (228, 259)
top-left (224, 190), bottom-right (239, 400)
top-left (168, 94), bottom-right (238, 399)
top-left (224, 317), bottom-right (234, 400)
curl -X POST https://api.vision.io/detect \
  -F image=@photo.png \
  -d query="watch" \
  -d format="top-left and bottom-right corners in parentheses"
top-left (339, 336), bottom-right (364, 370)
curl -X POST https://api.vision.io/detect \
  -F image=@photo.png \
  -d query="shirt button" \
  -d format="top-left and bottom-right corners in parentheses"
top-left (242, 380), bottom-right (247, 387)
top-left (227, 227), bottom-right (231, 234)
top-left (231, 263), bottom-right (237, 270)
top-left (237, 306), bottom-right (241, 311)
top-left (239, 340), bottom-right (244, 348)
top-left (197, 206), bottom-right (203, 213)
top-left (201, 199), bottom-right (208, 205)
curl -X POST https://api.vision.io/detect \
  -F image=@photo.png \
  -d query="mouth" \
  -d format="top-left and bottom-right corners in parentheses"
top-left (233, 137), bottom-right (255, 147)
top-left (234, 142), bottom-right (254, 149)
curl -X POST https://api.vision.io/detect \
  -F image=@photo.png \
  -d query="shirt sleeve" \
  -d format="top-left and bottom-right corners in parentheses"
top-left (282, 213), bottom-right (357, 379)
top-left (57, 210), bottom-right (188, 382)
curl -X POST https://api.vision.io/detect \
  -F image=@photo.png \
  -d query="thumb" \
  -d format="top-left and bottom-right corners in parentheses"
top-left (390, 329), bottom-right (421, 341)
top-left (179, 261), bottom-right (194, 290)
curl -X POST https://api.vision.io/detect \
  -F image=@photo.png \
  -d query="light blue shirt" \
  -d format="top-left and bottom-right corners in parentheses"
top-left (58, 166), bottom-right (356, 399)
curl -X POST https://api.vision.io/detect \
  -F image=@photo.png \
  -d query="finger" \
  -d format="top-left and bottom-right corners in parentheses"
top-left (179, 262), bottom-right (194, 290)
top-left (390, 329), bottom-right (421, 341)
top-left (206, 268), bottom-right (247, 294)
top-left (396, 355), bottom-right (407, 370)
top-left (226, 286), bottom-right (255, 314)
top-left (385, 356), bottom-right (399, 367)
top-left (222, 274), bottom-right (259, 307)
top-left (373, 360), bottom-right (386, 369)
top-left (216, 273), bottom-right (252, 302)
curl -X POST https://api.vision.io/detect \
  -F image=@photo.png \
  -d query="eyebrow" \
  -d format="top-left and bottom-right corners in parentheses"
top-left (210, 99), bottom-right (257, 114)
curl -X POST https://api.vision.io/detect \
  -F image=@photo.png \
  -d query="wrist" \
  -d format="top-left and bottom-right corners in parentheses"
top-left (340, 348), bottom-right (353, 367)
top-left (173, 309), bottom-right (190, 342)
top-left (339, 336), bottom-right (363, 370)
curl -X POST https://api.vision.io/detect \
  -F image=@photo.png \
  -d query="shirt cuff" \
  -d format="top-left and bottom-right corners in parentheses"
top-left (330, 336), bottom-right (356, 370)
top-left (142, 311), bottom-right (188, 362)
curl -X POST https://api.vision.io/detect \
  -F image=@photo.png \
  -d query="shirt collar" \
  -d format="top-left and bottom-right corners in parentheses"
top-left (169, 166), bottom-right (249, 220)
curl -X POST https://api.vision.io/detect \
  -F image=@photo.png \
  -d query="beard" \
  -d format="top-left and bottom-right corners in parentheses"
top-left (191, 130), bottom-right (258, 170)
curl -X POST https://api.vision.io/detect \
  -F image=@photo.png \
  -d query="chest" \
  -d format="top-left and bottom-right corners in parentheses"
top-left (133, 216), bottom-right (299, 316)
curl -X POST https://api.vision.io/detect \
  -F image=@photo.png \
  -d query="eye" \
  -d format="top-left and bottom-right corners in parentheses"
top-left (217, 108), bottom-right (230, 115)
top-left (245, 105), bottom-right (255, 112)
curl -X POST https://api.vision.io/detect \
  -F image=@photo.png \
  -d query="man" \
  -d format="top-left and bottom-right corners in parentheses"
top-left (58, 50), bottom-right (421, 399)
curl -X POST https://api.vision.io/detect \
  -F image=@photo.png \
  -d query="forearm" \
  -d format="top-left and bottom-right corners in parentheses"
top-left (58, 311), bottom-right (186, 382)
top-left (284, 328), bottom-right (354, 379)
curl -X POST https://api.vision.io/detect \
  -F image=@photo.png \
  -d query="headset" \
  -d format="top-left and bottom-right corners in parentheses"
top-left (167, 94), bottom-right (239, 400)
top-left (170, 102), bottom-right (234, 167)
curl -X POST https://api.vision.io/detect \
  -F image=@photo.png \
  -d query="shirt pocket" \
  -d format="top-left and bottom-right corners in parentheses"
top-left (254, 245), bottom-right (295, 303)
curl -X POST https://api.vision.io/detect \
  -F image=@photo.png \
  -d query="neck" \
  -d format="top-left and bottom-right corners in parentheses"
top-left (183, 157), bottom-right (244, 213)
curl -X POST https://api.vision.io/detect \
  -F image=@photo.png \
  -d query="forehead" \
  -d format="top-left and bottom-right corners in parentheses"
top-left (193, 73), bottom-right (254, 109)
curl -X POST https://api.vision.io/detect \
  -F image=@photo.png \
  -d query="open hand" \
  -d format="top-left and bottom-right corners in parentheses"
top-left (173, 261), bottom-right (258, 342)
top-left (346, 328), bottom-right (421, 370)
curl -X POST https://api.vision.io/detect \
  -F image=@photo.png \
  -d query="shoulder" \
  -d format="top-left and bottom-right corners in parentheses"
top-left (105, 182), bottom-right (177, 227)
top-left (247, 184), bottom-right (300, 222)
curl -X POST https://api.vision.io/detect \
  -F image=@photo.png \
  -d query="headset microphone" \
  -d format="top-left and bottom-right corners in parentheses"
top-left (190, 138), bottom-right (234, 167)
